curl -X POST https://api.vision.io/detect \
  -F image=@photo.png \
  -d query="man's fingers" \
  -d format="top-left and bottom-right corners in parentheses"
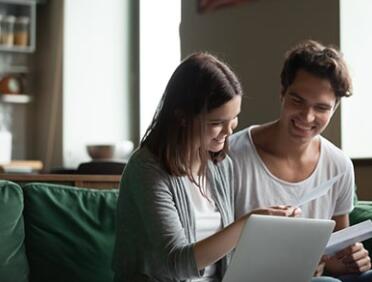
top-left (342, 248), bottom-right (369, 264)
top-left (346, 256), bottom-right (371, 273)
top-left (336, 243), bottom-right (363, 259)
top-left (333, 242), bottom-right (372, 273)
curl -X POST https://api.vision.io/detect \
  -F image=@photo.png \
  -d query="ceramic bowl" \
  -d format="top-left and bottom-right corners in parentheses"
top-left (86, 144), bottom-right (115, 160)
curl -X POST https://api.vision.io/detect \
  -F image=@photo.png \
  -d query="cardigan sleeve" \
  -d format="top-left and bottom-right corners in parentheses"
top-left (118, 150), bottom-right (201, 280)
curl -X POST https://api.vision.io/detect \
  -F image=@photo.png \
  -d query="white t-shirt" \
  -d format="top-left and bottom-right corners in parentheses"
top-left (187, 179), bottom-right (222, 282)
top-left (229, 126), bottom-right (354, 220)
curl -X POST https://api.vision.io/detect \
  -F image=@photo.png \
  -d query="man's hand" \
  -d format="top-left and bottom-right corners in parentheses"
top-left (326, 242), bottom-right (371, 275)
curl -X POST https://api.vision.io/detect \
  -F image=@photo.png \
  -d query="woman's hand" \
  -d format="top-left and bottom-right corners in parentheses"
top-left (249, 205), bottom-right (301, 218)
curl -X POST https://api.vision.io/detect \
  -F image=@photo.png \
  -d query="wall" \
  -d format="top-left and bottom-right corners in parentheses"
top-left (127, 0), bottom-right (140, 145)
top-left (179, 0), bottom-right (372, 200)
top-left (180, 0), bottom-right (340, 145)
top-left (353, 161), bottom-right (372, 200)
top-left (29, 0), bottom-right (63, 169)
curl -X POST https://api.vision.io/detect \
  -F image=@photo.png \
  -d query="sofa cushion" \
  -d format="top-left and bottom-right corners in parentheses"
top-left (350, 203), bottom-right (372, 255)
top-left (0, 180), bottom-right (29, 282)
top-left (22, 183), bottom-right (118, 282)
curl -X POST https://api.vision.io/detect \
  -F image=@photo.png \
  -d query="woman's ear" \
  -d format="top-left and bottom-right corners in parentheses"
top-left (174, 109), bottom-right (186, 126)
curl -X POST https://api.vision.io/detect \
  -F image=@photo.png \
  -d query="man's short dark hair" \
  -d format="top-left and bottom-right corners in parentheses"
top-left (280, 40), bottom-right (352, 99)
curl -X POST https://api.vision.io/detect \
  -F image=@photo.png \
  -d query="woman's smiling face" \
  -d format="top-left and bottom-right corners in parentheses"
top-left (203, 95), bottom-right (241, 153)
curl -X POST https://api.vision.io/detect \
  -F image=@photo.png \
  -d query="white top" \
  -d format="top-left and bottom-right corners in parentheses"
top-left (187, 179), bottom-right (222, 281)
top-left (229, 126), bottom-right (354, 219)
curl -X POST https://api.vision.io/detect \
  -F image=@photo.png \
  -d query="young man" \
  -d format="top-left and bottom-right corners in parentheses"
top-left (229, 40), bottom-right (372, 281)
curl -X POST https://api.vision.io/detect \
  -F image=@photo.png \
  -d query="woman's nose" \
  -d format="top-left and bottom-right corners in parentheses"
top-left (222, 121), bottom-right (234, 136)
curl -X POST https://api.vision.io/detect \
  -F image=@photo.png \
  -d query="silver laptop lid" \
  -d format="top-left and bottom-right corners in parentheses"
top-left (223, 215), bottom-right (335, 282)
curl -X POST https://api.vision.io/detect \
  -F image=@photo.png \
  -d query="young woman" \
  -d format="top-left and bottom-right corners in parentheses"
top-left (112, 53), bottom-right (338, 282)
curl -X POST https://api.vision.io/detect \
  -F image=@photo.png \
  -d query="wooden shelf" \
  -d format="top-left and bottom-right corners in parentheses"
top-left (0, 65), bottom-right (29, 73)
top-left (0, 44), bottom-right (35, 53)
top-left (0, 160), bottom-right (43, 173)
top-left (0, 94), bottom-right (32, 103)
top-left (0, 173), bottom-right (121, 189)
top-left (0, 0), bottom-right (39, 5)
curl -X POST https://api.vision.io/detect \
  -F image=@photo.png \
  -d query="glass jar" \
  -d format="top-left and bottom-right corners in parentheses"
top-left (0, 15), bottom-right (4, 44)
top-left (1, 15), bottom-right (16, 46)
top-left (14, 16), bottom-right (29, 47)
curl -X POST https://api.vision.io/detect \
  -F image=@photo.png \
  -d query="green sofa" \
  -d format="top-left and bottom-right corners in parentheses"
top-left (1, 179), bottom-right (371, 282)
top-left (0, 180), bottom-right (118, 282)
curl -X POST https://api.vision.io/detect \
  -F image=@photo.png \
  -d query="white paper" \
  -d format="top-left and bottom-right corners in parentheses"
top-left (296, 173), bottom-right (344, 207)
top-left (324, 220), bottom-right (372, 256)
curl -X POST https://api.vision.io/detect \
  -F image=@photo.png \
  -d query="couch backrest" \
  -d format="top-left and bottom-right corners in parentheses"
top-left (22, 182), bottom-right (119, 282)
top-left (0, 180), bottom-right (29, 282)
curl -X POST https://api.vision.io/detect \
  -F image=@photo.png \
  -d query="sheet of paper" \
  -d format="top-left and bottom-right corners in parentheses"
top-left (296, 173), bottom-right (345, 207)
top-left (324, 220), bottom-right (372, 256)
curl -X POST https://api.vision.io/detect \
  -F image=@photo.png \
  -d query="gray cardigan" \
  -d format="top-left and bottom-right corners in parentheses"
top-left (112, 147), bottom-right (235, 282)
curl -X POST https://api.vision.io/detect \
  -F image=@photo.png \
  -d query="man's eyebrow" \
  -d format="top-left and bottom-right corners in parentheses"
top-left (288, 91), bottom-right (333, 108)
top-left (288, 92), bottom-right (304, 100)
top-left (315, 103), bottom-right (333, 109)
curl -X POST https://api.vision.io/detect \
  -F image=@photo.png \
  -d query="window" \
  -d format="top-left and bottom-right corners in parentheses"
top-left (340, 0), bottom-right (372, 158)
top-left (140, 0), bottom-right (181, 137)
top-left (63, 0), bottom-right (130, 167)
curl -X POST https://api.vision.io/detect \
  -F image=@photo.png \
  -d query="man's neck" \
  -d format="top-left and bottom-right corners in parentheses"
top-left (273, 120), bottom-right (320, 160)
top-left (252, 121), bottom-right (321, 182)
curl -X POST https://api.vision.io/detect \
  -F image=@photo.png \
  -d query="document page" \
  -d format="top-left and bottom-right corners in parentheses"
top-left (296, 173), bottom-right (344, 207)
top-left (324, 220), bottom-right (372, 256)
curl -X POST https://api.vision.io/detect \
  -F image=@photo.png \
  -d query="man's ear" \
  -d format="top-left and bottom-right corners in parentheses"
top-left (333, 99), bottom-right (341, 112)
top-left (280, 88), bottom-right (286, 102)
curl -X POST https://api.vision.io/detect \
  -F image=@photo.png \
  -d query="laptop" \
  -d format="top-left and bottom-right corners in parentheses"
top-left (223, 214), bottom-right (335, 282)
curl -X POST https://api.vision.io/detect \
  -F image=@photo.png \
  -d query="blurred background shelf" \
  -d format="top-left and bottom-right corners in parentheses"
top-left (0, 93), bottom-right (31, 103)
top-left (0, 65), bottom-right (28, 73)
top-left (0, 44), bottom-right (34, 53)
top-left (0, 159), bottom-right (43, 173)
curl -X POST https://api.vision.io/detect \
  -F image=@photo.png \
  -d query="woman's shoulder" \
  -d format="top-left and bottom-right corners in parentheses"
top-left (123, 146), bottom-right (169, 180)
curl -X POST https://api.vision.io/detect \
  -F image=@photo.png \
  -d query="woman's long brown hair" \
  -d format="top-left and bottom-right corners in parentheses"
top-left (141, 52), bottom-right (242, 191)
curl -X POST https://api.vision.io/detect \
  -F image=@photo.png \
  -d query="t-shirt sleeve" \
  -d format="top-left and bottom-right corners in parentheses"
top-left (228, 130), bottom-right (250, 220)
top-left (333, 158), bottom-right (355, 216)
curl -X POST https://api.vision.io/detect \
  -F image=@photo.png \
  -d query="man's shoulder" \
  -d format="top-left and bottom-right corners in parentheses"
top-left (320, 136), bottom-right (353, 169)
top-left (229, 127), bottom-right (252, 153)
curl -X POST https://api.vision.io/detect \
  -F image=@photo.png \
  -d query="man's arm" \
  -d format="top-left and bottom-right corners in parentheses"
top-left (333, 214), bottom-right (349, 231)
top-left (325, 214), bottom-right (371, 276)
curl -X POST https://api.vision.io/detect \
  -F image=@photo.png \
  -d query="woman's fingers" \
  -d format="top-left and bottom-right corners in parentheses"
top-left (251, 206), bottom-right (302, 217)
